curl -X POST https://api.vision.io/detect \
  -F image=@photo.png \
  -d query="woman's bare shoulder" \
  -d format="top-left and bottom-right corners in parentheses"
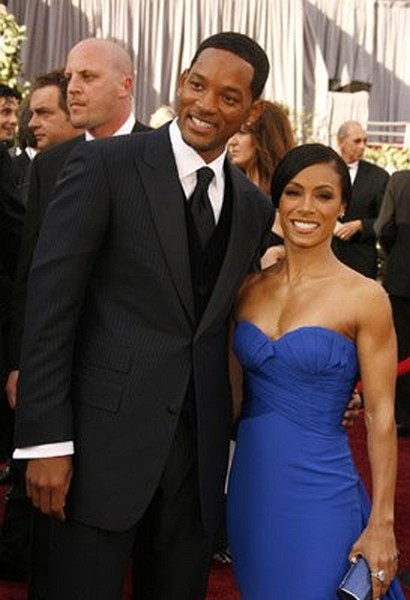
top-left (337, 267), bottom-right (391, 324)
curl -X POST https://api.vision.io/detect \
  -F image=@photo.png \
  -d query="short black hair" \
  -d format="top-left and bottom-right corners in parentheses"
top-left (0, 83), bottom-right (21, 101)
top-left (271, 143), bottom-right (352, 208)
top-left (32, 69), bottom-right (69, 114)
top-left (189, 32), bottom-right (269, 100)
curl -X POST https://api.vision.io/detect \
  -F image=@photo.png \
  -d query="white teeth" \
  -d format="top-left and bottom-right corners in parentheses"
top-left (192, 116), bottom-right (214, 129)
top-left (293, 220), bottom-right (318, 230)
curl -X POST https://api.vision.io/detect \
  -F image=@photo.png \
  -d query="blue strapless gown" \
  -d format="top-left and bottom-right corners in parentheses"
top-left (227, 321), bottom-right (404, 600)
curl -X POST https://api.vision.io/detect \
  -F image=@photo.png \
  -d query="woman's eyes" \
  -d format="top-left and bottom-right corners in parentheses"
top-left (283, 188), bottom-right (299, 197)
top-left (283, 189), bottom-right (335, 201)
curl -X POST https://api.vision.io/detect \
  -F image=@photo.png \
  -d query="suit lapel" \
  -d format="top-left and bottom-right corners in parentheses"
top-left (196, 164), bottom-right (264, 337)
top-left (135, 127), bottom-right (195, 323)
top-left (352, 161), bottom-right (368, 197)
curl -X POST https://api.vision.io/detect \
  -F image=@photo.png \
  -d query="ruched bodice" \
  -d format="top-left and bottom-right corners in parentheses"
top-left (227, 321), bottom-right (404, 600)
top-left (235, 321), bottom-right (358, 432)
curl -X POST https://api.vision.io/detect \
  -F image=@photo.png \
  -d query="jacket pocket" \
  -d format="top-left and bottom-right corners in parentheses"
top-left (72, 372), bottom-right (123, 413)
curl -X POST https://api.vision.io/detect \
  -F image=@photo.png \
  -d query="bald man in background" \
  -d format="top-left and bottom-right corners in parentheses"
top-left (332, 120), bottom-right (389, 278)
top-left (5, 39), bottom-right (150, 599)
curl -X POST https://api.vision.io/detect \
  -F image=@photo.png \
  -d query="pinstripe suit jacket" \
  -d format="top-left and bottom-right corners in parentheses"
top-left (8, 121), bottom-right (150, 368)
top-left (15, 125), bottom-right (274, 533)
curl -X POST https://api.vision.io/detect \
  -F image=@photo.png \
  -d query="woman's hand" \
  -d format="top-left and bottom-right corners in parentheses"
top-left (341, 389), bottom-right (362, 427)
top-left (349, 523), bottom-right (399, 599)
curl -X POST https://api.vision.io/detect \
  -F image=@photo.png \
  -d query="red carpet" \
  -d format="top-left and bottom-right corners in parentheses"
top-left (0, 414), bottom-right (408, 599)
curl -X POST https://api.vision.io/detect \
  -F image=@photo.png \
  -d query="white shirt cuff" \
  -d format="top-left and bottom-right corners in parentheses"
top-left (13, 441), bottom-right (74, 459)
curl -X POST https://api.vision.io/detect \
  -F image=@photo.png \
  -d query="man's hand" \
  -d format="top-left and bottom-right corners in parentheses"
top-left (342, 390), bottom-right (363, 427)
top-left (26, 456), bottom-right (73, 521)
top-left (5, 369), bottom-right (19, 409)
top-left (334, 219), bottom-right (362, 241)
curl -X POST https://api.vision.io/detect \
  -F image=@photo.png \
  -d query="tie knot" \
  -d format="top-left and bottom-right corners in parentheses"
top-left (196, 166), bottom-right (214, 191)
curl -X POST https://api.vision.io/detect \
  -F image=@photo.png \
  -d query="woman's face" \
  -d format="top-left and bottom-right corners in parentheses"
top-left (228, 128), bottom-right (256, 171)
top-left (279, 162), bottom-right (345, 249)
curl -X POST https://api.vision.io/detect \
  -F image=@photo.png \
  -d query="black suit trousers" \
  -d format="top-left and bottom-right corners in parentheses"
top-left (48, 410), bottom-right (216, 600)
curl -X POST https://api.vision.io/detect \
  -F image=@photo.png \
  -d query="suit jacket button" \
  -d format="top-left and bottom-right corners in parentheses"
top-left (167, 404), bottom-right (179, 416)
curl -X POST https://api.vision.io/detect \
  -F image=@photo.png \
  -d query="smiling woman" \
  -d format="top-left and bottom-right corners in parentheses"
top-left (227, 144), bottom-right (405, 599)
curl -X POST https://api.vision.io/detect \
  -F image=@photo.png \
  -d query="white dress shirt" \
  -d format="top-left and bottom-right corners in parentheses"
top-left (347, 161), bottom-right (359, 184)
top-left (169, 118), bottom-right (226, 223)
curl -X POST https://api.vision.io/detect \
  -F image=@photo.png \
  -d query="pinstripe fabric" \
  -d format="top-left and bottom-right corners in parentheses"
top-left (15, 125), bottom-right (274, 533)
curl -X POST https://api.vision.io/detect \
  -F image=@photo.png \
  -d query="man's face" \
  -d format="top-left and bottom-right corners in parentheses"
top-left (0, 96), bottom-right (19, 142)
top-left (65, 43), bottom-right (131, 138)
top-left (177, 48), bottom-right (263, 164)
top-left (338, 124), bottom-right (367, 164)
top-left (28, 85), bottom-right (78, 151)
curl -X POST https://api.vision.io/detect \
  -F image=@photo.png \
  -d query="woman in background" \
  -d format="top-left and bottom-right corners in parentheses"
top-left (227, 144), bottom-right (404, 600)
top-left (228, 100), bottom-right (295, 194)
top-left (228, 100), bottom-right (295, 268)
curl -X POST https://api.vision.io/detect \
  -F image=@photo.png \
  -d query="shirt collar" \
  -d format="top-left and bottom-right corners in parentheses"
top-left (85, 113), bottom-right (136, 141)
top-left (169, 118), bottom-right (226, 182)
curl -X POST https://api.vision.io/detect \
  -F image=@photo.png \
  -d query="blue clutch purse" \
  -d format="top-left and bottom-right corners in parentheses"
top-left (337, 556), bottom-right (372, 600)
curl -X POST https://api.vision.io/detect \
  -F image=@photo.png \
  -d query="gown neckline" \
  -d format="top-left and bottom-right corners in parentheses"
top-left (236, 320), bottom-right (356, 347)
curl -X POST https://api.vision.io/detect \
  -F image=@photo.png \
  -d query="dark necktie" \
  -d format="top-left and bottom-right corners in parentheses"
top-left (189, 167), bottom-right (215, 247)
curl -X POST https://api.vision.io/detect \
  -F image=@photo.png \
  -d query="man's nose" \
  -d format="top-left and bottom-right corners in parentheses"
top-left (67, 74), bottom-right (81, 94)
top-left (196, 89), bottom-right (217, 113)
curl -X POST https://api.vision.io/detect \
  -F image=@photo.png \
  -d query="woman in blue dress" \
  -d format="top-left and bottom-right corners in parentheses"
top-left (227, 144), bottom-right (404, 600)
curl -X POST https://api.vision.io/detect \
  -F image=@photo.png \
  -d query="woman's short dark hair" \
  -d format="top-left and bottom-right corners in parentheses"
top-left (189, 32), bottom-right (270, 100)
top-left (270, 143), bottom-right (352, 208)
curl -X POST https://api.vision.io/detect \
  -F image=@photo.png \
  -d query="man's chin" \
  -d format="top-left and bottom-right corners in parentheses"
top-left (181, 129), bottom-right (216, 154)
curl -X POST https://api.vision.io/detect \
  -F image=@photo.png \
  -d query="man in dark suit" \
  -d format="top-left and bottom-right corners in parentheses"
top-left (375, 170), bottom-right (410, 436)
top-left (6, 39), bottom-right (149, 598)
top-left (14, 32), bottom-right (272, 599)
top-left (7, 38), bottom-right (149, 405)
top-left (0, 144), bottom-right (23, 392)
top-left (332, 120), bottom-right (389, 278)
top-left (0, 144), bottom-right (24, 462)
top-left (11, 69), bottom-right (81, 212)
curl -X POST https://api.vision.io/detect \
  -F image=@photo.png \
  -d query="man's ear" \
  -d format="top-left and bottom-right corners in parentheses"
top-left (120, 74), bottom-right (133, 98)
top-left (177, 69), bottom-right (189, 96)
top-left (246, 99), bottom-right (264, 127)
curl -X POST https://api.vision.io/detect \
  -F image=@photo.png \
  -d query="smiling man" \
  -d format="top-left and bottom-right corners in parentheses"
top-left (14, 32), bottom-right (272, 599)
top-left (0, 84), bottom-right (21, 146)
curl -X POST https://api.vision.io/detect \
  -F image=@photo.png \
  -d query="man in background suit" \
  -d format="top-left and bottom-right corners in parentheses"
top-left (7, 38), bottom-right (149, 407)
top-left (375, 170), bottom-right (410, 436)
top-left (14, 32), bottom-right (272, 599)
top-left (332, 120), bottom-right (389, 278)
top-left (6, 39), bottom-right (149, 599)
top-left (0, 145), bottom-right (23, 387)
top-left (11, 69), bottom-right (81, 211)
top-left (0, 146), bottom-right (23, 462)
top-left (374, 170), bottom-right (410, 590)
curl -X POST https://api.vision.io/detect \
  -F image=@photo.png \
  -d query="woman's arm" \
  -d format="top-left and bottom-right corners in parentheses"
top-left (350, 282), bottom-right (399, 599)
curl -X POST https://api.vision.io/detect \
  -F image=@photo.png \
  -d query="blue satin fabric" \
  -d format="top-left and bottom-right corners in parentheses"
top-left (227, 321), bottom-right (404, 600)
